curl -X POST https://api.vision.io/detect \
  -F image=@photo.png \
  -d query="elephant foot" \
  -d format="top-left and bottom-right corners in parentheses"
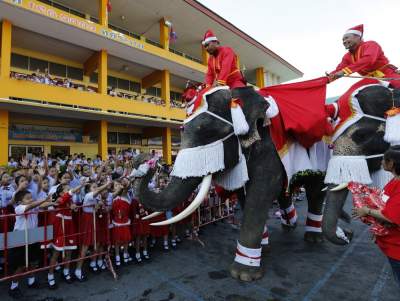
top-left (230, 261), bottom-right (264, 282)
top-left (304, 231), bottom-right (324, 243)
top-left (281, 222), bottom-right (297, 232)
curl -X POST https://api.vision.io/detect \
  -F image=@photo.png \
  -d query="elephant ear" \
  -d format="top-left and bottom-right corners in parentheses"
top-left (231, 87), bottom-right (269, 148)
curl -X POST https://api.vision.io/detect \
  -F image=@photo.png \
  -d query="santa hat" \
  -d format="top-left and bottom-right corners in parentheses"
top-left (202, 29), bottom-right (218, 45)
top-left (344, 24), bottom-right (364, 37)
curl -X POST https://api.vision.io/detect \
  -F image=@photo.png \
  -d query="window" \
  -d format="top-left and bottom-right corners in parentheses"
top-left (11, 53), bottom-right (29, 69)
top-left (171, 91), bottom-right (182, 101)
top-left (118, 133), bottom-right (130, 145)
top-left (90, 73), bottom-right (98, 83)
top-left (146, 87), bottom-right (161, 97)
top-left (29, 58), bottom-right (48, 72)
top-left (108, 76), bottom-right (117, 88)
top-left (49, 62), bottom-right (67, 77)
top-left (129, 81), bottom-right (141, 93)
top-left (67, 66), bottom-right (83, 80)
top-left (118, 78), bottom-right (129, 91)
top-left (69, 9), bottom-right (85, 19)
top-left (108, 132), bottom-right (117, 144)
top-left (130, 134), bottom-right (142, 145)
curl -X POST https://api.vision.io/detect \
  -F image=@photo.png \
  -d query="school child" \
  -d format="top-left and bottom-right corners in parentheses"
top-left (74, 181), bottom-right (111, 278)
top-left (131, 198), bottom-right (151, 263)
top-left (8, 190), bottom-right (52, 298)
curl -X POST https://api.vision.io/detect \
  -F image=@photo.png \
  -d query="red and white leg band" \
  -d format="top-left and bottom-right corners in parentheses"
top-left (305, 212), bottom-right (323, 233)
top-left (261, 225), bottom-right (269, 245)
top-left (234, 241), bottom-right (262, 267)
top-left (280, 204), bottom-right (297, 226)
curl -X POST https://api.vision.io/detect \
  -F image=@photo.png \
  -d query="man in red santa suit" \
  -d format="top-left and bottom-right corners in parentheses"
top-left (202, 29), bottom-right (246, 89)
top-left (328, 24), bottom-right (400, 88)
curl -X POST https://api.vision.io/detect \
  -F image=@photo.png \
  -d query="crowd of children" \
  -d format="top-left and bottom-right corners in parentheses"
top-left (0, 152), bottom-right (234, 299)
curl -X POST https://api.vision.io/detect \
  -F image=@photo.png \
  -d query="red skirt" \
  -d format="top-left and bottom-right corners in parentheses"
top-left (112, 224), bottom-right (131, 244)
top-left (0, 206), bottom-right (15, 233)
top-left (131, 219), bottom-right (151, 237)
top-left (149, 213), bottom-right (169, 237)
top-left (39, 210), bottom-right (56, 249)
top-left (80, 212), bottom-right (110, 246)
top-left (52, 214), bottom-right (77, 251)
top-left (96, 212), bottom-right (110, 245)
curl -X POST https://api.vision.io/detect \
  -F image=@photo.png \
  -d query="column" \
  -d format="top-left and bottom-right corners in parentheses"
top-left (255, 67), bottom-right (265, 88)
top-left (162, 127), bottom-right (172, 165)
top-left (161, 69), bottom-right (170, 107)
top-left (0, 110), bottom-right (9, 166)
top-left (98, 120), bottom-right (108, 160)
top-left (98, 50), bottom-right (108, 95)
top-left (159, 18), bottom-right (169, 50)
top-left (0, 20), bottom-right (12, 79)
top-left (99, 0), bottom-right (108, 27)
top-left (201, 46), bottom-right (209, 66)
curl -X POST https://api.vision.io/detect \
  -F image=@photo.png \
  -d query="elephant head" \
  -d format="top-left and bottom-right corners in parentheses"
top-left (136, 86), bottom-right (268, 220)
top-left (323, 86), bottom-right (400, 244)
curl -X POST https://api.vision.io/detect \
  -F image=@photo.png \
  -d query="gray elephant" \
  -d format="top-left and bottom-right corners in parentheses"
top-left (322, 84), bottom-right (400, 245)
top-left (135, 86), bottom-right (327, 281)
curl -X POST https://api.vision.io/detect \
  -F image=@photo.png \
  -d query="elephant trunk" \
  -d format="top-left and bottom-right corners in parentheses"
top-left (322, 188), bottom-right (349, 245)
top-left (137, 168), bottom-right (202, 212)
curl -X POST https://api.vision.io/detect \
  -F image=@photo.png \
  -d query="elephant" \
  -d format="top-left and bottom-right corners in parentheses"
top-left (322, 85), bottom-right (400, 245)
top-left (135, 86), bottom-right (328, 281)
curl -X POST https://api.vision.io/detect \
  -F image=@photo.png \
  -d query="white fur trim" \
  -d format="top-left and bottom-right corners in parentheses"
top-left (309, 141), bottom-right (332, 172)
top-left (324, 155), bottom-right (372, 184)
top-left (382, 194), bottom-right (389, 203)
top-left (231, 105), bottom-right (249, 135)
top-left (345, 30), bottom-right (362, 36)
top-left (202, 36), bottom-right (218, 45)
top-left (234, 241), bottom-right (261, 267)
top-left (265, 96), bottom-right (279, 118)
top-left (307, 212), bottom-right (323, 221)
top-left (280, 142), bottom-right (313, 182)
top-left (371, 168), bottom-right (393, 189)
top-left (384, 113), bottom-right (400, 145)
top-left (55, 214), bottom-right (72, 220)
top-left (112, 220), bottom-right (131, 226)
top-left (171, 135), bottom-right (230, 178)
top-left (214, 142), bottom-right (249, 190)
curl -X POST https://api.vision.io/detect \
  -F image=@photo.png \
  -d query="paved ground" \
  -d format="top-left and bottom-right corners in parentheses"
top-left (1, 200), bottom-right (399, 301)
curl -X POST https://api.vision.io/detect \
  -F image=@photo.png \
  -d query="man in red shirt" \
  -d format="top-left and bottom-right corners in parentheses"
top-left (202, 30), bottom-right (246, 89)
top-left (329, 24), bottom-right (400, 88)
top-left (354, 145), bottom-right (400, 288)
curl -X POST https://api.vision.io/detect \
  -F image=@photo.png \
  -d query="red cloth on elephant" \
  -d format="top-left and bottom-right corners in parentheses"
top-left (205, 46), bottom-right (246, 89)
top-left (330, 41), bottom-right (400, 88)
top-left (258, 77), bottom-right (329, 149)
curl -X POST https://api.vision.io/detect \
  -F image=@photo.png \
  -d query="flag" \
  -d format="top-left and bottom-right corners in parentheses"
top-left (107, 0), bottom-right (112, 13)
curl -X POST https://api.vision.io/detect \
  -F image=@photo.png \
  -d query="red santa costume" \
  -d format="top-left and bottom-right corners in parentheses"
top-left (203, 30), bottom-right (246, 89)
top-left (52, 191), bottom-right (77, 251)
top-left (330, 24), bottom-right (400, 88)
top-left (149, 212), bottom-right (169, 237)
top-left (131, 199), bottom-right (151, 237)
top-left (111, 196), bottom-right (131, 244)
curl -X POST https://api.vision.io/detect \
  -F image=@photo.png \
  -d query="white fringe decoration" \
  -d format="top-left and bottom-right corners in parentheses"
top-left (171, 138), bottom-right (225, 178)
top-left (214, 153), bottom-right (249, 191)
top-left (324, 155), bottom-right (372, 184)
top-left (371, 168), bottom-right (393, 189)
top-left (384, 113), bottom-right (400, 145)
top-left (230, 104), bottom-right (249, 135)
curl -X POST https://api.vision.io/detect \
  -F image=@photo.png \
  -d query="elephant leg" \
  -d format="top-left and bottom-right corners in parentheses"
top-left (278, 190), bottom-right (298, 231)
top-left (304, 173), bottom-right (326, 243)
top-left (260, 223), bottom-right (271, 255)
top-left (230, 140), bottom-right (284, 282)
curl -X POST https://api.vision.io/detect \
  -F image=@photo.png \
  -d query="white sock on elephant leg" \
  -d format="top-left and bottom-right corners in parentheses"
top-left (261, 225), bottom-right (269, 245)
top-left (234, 241), bottom-right (262, 267)
top-left (305, 212), bottom-right (323, 233)
top-left (280, 204), bottom-right (297, 226)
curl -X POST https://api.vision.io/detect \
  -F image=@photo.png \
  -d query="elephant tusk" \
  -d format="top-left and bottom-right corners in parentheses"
top-left (150, 174), bottom-right (212, 226)
top-left (330, 183), bottom-right (349, 192)
top-left (142, 211), bottom-right (163, 220)
top-left (321, 186), bottom-right (328, 192)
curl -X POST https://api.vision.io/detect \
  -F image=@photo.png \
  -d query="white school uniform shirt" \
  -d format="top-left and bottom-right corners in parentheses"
top-left (14, 204), bottom-right (38, 231)
top-left (0, 185), bottom-right (15, 208)
top-left (83, 192), bottom-right (99, 213)
top-left (28, 180), bottom-right (39, 201)
top-left (47, 176), bottom-right (57, 188)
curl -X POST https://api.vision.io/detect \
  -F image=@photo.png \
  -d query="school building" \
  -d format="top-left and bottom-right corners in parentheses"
top-left (0, 0), bottom-right (302, 165)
